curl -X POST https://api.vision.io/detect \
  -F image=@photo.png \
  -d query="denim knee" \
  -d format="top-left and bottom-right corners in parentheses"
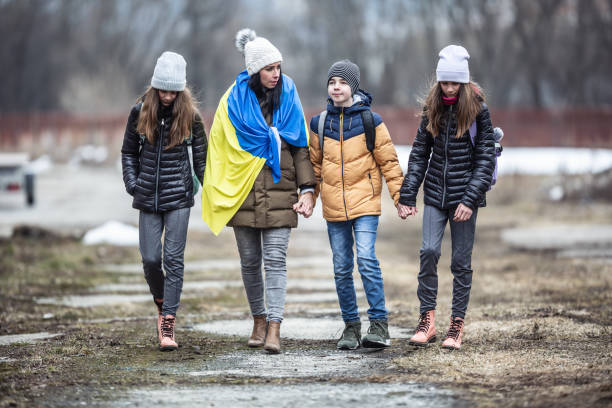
top-left (420, 247), bottom-right (441, 260)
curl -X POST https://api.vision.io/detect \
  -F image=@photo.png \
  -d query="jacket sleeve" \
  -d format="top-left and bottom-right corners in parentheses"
top-left (372, 121), bottom-right (404, 205)
top-left (461, 105), bottom-right (496, 209)
top-left (399, 115), bottom-right (433, 206)
top-left (191, 113), bottom-right (207, 185)
top-left (120, 105), bottom-right (142, 196)
top-left (291, 143), bottom-right (316, 191)
top-left (308, 116), bottom-right (323, 201)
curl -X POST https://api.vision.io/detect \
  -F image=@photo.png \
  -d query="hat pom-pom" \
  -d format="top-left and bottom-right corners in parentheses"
top-left (235, 28), bottom-right (256, 54)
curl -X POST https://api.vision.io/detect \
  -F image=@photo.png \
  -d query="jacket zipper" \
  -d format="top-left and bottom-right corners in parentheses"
top-left (154, 118), bottom-right (164, 212)
top-left (368, 172), bottom-right (374, 196)
top-left (442, 105), bottom-right (452, 207)
top-left (339, 109), bottom-right (349, 220)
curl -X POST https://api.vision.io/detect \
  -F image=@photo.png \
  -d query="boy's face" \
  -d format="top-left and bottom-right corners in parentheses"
top-left (328, 76), bottom-right (352, 107)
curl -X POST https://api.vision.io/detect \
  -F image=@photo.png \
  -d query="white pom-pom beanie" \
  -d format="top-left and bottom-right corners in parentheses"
top-left (151, 51), bottom-right (186, 91)
top-left (235, 28), bottom-right (283, 76)
top-left (436, 45), bottom-right (470, 84)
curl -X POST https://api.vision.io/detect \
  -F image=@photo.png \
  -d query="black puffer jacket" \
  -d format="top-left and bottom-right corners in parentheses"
top-left (121, 103), bottom-right (207, 213)
top-left (399, 104), bottom-right (495, 210)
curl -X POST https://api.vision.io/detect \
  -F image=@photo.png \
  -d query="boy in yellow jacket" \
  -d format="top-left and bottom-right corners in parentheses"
top-left (309, 60), bottom-right (408, 349)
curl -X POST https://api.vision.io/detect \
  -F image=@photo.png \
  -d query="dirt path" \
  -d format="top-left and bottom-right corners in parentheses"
top-left (1, 170), bottom-right (611, 407)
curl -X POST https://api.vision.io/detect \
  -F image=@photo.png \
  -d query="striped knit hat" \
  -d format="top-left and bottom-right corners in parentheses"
top-left (327, 59), bottom-right (360, 95)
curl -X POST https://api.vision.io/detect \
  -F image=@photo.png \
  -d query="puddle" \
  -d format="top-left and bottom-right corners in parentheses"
top-left (101, 256), bottom-right (333, 274)
top-left (193, 317), bottom-right (411, 340)
top-left (109, 383), bottom-right (465, 408)
top-left (501, 225), bottom-right (612, 250)
top-left (187, 349), bottom-right (390, 378)
top-left (93, 279), bottom-right (338, 293)
top-left (0, 332), bottom-right (63, 345)
top-left (36, 294), bottom-right (159, 307)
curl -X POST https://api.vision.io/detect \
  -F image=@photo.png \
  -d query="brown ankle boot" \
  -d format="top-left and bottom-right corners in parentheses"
top-left (248, 315), bottom-right (267, 348)
top-left (264, 321), bottom-right (281, 354)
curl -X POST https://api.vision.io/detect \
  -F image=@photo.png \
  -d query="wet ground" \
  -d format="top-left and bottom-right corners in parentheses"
top-left (1, 168), bottom-right (611, 407)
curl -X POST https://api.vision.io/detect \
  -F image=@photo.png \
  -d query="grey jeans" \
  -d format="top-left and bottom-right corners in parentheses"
top-left (418, 204), bottom-right (478, 319)
top-left (233, 226), bottom-right (291, 322)
top-left (139, 207), bottom-right (190, 317)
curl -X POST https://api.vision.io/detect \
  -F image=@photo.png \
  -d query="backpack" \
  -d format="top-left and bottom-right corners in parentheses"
top-left (468, 122), bottom-right (503, 189)
top-left (317, 109), bottom-right (375, 157)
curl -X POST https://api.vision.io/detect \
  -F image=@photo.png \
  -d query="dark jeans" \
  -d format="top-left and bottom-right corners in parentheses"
top-left (418, 204), bottom-right (477, 319)
top-left (139, 208), bottom-right (190, 316)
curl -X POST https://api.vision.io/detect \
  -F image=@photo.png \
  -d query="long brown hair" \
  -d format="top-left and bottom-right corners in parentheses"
top-left (421, 79), bottom-right (485, 138)
top-left (136, 86), bottom-right (199, 149)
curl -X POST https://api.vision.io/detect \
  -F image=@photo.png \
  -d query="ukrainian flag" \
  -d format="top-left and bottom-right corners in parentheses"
top-left (202, 70), bottom-right (309, 235)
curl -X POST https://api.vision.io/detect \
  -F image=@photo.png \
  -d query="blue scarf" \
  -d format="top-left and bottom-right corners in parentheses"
top-left (227, 70), bottom-right (309, 183)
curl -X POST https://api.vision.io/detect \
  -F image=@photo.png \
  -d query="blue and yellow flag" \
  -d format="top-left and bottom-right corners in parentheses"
top-left (201, 70), bottom-right (309, 235)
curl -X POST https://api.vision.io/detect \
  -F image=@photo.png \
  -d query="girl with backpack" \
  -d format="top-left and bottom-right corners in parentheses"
top-left (121, 51), bottom-right (207, 351)
top-left (398, 45), bottom-right (496, 350)
top-left (201, 29), bottom-right (316, 354)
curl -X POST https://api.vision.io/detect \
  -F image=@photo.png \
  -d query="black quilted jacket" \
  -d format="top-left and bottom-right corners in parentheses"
top-left (121, 103), bottom-right (207, 213)
top-left (399, 104), bottom-right (495, 210)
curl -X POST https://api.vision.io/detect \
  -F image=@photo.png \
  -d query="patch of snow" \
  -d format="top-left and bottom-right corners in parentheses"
top-left (82, 221), bottom-right (139, 246)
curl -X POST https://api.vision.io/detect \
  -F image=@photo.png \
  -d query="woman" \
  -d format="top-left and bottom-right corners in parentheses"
top-left (121, 51), bottom-right (207, 351)
top-left (202, 29), bottom-right (316, 353)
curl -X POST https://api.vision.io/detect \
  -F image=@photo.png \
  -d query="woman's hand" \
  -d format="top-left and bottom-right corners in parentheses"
top-left (453, 203), bottom-right (473, 222)
top-left (293, 192), bottom-right (314, 218)
top-left (397, 204), bottom-right (417, 219)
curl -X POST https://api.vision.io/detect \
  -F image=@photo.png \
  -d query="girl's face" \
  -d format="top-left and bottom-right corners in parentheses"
top-left (328, 77), bottom-right (352, 107)
top-left (440, 81), bottom-right (460, 98)
top-left (259, 62), bottom-right (281, 89)
top-left (158, 90), bottom-right (178, 106)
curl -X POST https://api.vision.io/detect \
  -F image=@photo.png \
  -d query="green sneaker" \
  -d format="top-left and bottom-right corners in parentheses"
top-left (337, 321), bottom-right (361, 350)
top-left (361, 320), bottom-right (391, 348)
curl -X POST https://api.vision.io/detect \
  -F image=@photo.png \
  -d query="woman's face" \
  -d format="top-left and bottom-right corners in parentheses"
top-left (440, 81), bottom-right (460, 98)
top-left (259, 62), bottom-right (281, 89)
top-left (328, 76), bottom-right (352, 107)
top-left (158, 90), bottom-right (178, 106)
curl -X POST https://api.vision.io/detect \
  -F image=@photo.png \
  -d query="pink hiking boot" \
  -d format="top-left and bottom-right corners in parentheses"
top-left (159, 315), bottom-right (178, 351)
top-left (409, 310), bottom-right (436, 347)
top-left (154, 298), bottom-right (164, 344)
top-left (441, 316), bottom-right (464, 350)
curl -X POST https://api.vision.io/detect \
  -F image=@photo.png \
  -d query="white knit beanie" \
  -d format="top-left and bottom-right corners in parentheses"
top-left (436, 45), bottom-right (470, 84)
top-left (235, 28), bottom-right (283, 76)
top-left (151, 51), bottom-right (186, 91)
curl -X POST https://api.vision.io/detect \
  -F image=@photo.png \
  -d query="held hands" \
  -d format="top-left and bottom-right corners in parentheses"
top-left (397, 203), bottom-right (417, 219)
top-left (453, 203), bottom-right (473, 222)
top-left (293, 192), bottom-right (314, 218)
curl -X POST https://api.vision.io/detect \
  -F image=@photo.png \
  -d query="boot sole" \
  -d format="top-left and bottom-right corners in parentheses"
top-left (408, 336), bottom-right (437, 347)
top-left (361, 339), bottom-right (391, 349)
top-left (159, 346), bottom-right (178, 351)
top-left (263, 347), bottom-right (280, 354)
top-left (441, 344), bottom-right (460, 351)
top-left (337, 343), bottom-right (360, 350)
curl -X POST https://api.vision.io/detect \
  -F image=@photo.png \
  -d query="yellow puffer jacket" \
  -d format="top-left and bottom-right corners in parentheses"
top-left (309, 93), bottom-right (404, 221)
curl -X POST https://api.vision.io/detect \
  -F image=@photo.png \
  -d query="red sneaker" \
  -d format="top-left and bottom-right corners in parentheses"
top-left (409, 310), bottom-right (436, 347)
top-left (160, 315), bottom-right (178, 351)
top-left (441, 316), bottom-right (464, 350)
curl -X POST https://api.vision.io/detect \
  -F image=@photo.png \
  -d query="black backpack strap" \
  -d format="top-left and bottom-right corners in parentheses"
top-left (317, 110), bottom-right (327, 157)
top-left (361, 110), bottom-right (375, 153)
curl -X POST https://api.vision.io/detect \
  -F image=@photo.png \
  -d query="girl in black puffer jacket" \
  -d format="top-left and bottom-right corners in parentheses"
top-left (121, 51), bottom-right (206, 351)
top-left (398, 45), bottom-right (495, 351)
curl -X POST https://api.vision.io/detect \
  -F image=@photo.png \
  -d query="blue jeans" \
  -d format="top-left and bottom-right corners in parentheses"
top-left (418, 204), bottom-right (478, 319)
top-left (326, 215), bottom-right (387, 322)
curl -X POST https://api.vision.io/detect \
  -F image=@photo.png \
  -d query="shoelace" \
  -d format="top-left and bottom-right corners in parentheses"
top-left (161, 317), bottom-right (175, 338)
top-left (446, 319), bottom-right (463, 340)
top-left (416, 313), bottom-right (431, 333)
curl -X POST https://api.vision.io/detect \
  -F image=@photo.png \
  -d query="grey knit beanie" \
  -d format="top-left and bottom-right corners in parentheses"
top-left (235, 28), bottom-right (283, 76)
top-left (436, 45), bottom-right (470, 84)
top-left (151, 51), bottom-right (186, 91)
top-left (327, 60), bottom-right (360, 95)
